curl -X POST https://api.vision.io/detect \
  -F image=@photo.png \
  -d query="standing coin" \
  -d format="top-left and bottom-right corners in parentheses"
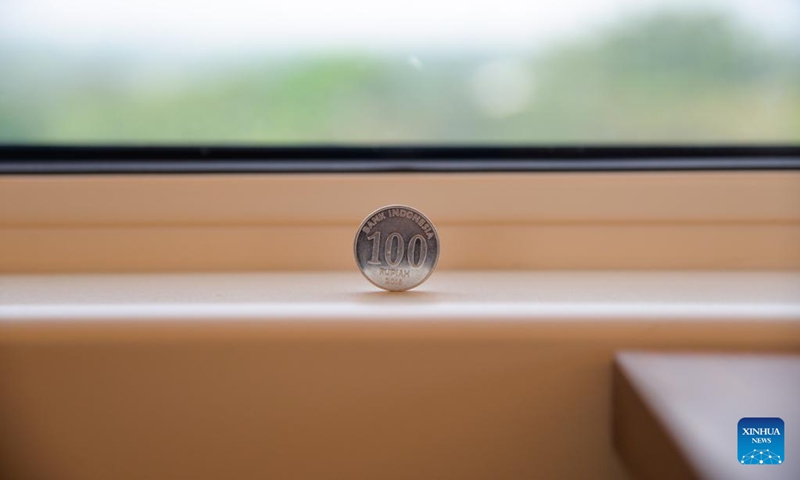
top-left (354, 205), bottom-right (440, 292)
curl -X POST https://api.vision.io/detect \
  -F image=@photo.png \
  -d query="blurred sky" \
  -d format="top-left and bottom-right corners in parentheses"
top-left (1, 0), bottom-right (799, 55)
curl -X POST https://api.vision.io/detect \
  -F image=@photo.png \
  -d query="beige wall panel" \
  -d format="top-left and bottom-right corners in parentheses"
top-left (1, 321), bottom-right (799, 480)
top-left (1, 172), bottom-right (799, 226)
top-left (2, 224), bottom-right (799, 272)
top-left (2, 172), bottom-right (798, 272)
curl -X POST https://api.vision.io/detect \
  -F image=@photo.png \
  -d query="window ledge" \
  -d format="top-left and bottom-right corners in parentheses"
top-left (2, 271), bottom-right (799, 330)
top-left (1, 271), bottom-right (798, 480)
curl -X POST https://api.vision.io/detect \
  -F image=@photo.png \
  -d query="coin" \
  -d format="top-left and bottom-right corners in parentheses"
top-left (354, 205), bottom-right (440, 292)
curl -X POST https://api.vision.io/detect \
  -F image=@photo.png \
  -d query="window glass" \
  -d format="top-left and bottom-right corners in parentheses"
top-left (1, 0), bottom-right (798, 144)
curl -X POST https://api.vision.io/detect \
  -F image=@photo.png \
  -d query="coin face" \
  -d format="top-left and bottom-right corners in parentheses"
top-left (354, 205), bottom-right (440, 292)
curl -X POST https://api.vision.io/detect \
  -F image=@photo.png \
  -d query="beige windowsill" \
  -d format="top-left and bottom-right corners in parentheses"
top-left (1, 271), bottom-right (799, 480)
top-left (2, 271), bottom-right (799, 325)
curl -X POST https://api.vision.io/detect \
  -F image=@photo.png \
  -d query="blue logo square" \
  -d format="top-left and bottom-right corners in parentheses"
top-left (739, 417), bottom-right (784, 465)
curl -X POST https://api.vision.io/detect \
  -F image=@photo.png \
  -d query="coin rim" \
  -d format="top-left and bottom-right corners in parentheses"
top-left (353, 204), bottom-right (440, 292)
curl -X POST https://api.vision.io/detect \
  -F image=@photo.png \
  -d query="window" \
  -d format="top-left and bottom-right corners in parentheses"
top-left (2, 0), bottom-right (798, 145)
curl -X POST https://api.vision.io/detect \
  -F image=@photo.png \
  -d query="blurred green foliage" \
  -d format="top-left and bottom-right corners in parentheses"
top-left (1, 11), bottom-right (798, 144)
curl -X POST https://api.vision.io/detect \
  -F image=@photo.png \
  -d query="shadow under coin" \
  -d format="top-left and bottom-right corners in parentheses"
top-left (346, 289), bottom-right (459, 304)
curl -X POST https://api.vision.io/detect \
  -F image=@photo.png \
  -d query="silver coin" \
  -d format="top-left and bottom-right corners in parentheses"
top-left (354, 205), bottom-right (440, 292)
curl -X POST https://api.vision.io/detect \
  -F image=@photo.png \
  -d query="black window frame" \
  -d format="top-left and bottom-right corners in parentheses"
top-left (0, 145), bottom-right (799, 174)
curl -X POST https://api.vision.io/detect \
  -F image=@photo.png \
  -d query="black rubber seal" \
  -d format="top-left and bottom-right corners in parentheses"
top-left (1, 145), bottom-right (798, 174)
